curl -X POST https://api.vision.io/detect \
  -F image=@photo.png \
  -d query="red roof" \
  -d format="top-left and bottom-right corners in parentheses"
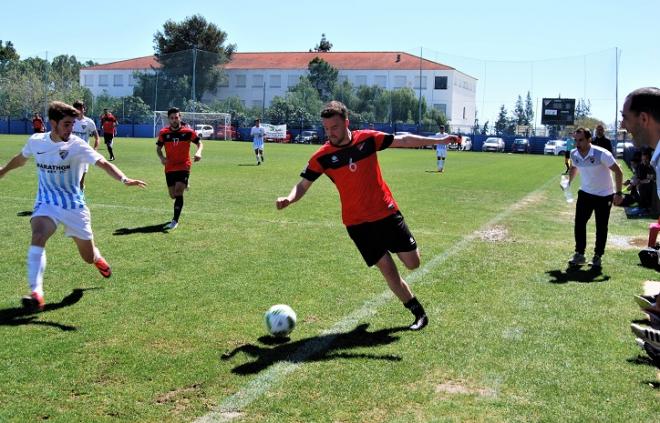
top-left (82, 52), bottom-right (454, 71)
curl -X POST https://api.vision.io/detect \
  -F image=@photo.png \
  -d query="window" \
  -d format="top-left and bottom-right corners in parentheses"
top-left (433, 103), bottom-right (447, 116)
top-left (235, 75), bottom-right (246, 88)
top-left (98, 75), bottom-right (108, 87)
top-left (84, 75), bottom-right (93, 87)
top-left (287, 74), bottom-right (300, 87)
top-left (434, 76), bottom-right (448, 90)
top-left (414, 76), bottom-right (427, 89)
top-left (394, 75), bottom-right (406, 88)
top-left (252, 74), bottom-right (264, 88)
top-left (354, 75), bottom-right (367, 86)
top-left (463, 107), bottom-right (466, 119)
top-left (113, 74), bottom-right (123, 87)
top-left (269, 75), bottom-right (281, 88)
top-left (374, 75), bottom-right (387, 88)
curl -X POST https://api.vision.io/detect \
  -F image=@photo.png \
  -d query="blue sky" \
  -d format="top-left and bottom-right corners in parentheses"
top-left (4, 0), bottom-right (658, 128)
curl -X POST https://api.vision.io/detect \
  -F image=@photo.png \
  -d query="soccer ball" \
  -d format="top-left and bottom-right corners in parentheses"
top-left (264, 304), bottom-right (297, 337)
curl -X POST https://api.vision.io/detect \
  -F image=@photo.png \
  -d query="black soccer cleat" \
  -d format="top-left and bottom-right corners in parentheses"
top-left (409, 314), bottom-right (428, 331)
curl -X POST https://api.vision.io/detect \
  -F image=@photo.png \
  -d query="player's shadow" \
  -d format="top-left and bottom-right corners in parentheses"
top-left (16, 211), bottom-right (32, 217)
top-left (545, 266), bottom-right (610, 284)
top-left (0, 288), bottom-right (99, 331)
top-left (237, 163), bottom-right (260, 166)
top-left (221, 323), bottom-right (406, 375)
top-left (113, 222), bottom-right (171, 235)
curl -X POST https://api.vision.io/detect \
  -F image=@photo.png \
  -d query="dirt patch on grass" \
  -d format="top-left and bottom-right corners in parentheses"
top-left (435, 380), bottom-right (496, 398)
top-left (155, 383), bottom-right (212, 415)
top-left (609, 234), bottom-right (647, 250)
top-left (477, 225), bottom-right (511, 242)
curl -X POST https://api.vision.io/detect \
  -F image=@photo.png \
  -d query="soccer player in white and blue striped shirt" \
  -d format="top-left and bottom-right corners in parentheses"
top-left (0, 101), bottom-right (147, 311)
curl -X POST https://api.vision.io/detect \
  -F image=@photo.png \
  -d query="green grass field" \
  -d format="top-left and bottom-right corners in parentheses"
top-left (0, 135), bottom-right (658, 422)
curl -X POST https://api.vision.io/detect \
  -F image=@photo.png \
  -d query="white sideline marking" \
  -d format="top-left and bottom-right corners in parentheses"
top-left (195, 178), bottom-right (554, 422)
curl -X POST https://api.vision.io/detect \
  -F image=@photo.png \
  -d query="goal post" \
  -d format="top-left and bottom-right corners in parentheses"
top-left (153, 111), bottom-right (232, 139)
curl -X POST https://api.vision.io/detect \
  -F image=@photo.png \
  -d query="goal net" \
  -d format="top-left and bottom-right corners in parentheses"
top-left (153, 111), bottom-right (232, 139)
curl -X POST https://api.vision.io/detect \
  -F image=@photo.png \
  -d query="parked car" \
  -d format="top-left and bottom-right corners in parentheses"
top-left (544, 139), bottom-right (567, 155)
top-left (512, 138), bottom-right (531, 153)
top-left (482, 137), bottom-right (505, 152)
top-left (295, 130), bottom-right (319, 144)
top-left (195, 124), bottom-right (214, 139)
top-left (215, 125), bottom-right (240, 140)
top-left (460, 136), bottom-right (472, 151)
top-left (615, 141), bottom-right (635, 158)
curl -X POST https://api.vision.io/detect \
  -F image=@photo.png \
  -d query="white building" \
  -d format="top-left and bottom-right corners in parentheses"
top-left (80, 51), bottom-right (477, 129)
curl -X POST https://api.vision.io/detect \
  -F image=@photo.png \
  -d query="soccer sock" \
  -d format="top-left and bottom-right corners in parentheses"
top-left (437, 158), bottom-right (445, 171)
top-left (173, 196), bottom-right (184, 222)
top-left (107, 145), bottom-right (115, 159)
top-left (27, 245), bottom-right (46, 296)
top-left (404, 297), bottom-right (426, 319)
top-left (93, 246), bottom-right (101, 262)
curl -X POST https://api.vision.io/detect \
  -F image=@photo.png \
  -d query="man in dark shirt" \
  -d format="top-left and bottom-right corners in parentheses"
top-left (593, 124), bottom-right (613, 154)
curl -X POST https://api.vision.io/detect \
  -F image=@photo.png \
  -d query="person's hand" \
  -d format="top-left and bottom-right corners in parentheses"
top-left (276, 197), bottom-right (290, 210)
top-left (160, 157), bottom-right (167, 166)
top-left (613, 193), bottom-right (623, 206)
top-left (193, 154), bottom-right (202, 162)
top-left (124, 178), bottom-right (147, 188)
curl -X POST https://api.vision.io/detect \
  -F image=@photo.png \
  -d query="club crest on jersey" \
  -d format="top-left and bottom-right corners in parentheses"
top-left (59, 150), bottom-right (69, 160)
top-left (331, 155), bottom-right (338, 163)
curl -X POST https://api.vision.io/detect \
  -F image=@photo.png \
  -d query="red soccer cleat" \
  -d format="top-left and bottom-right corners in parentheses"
top-left (94, 257), bottom-right (112, 278)
top-left (22, 291), bottom-right (45, 312)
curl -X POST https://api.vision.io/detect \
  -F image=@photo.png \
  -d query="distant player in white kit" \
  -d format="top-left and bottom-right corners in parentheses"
top-left (435, 125), bottom-right (448, 172)
top-left (72, 100), bottom-right (100, 190)
top-left (250, 119), bottom-right (265, 165)
top-left (0, 101), bottom-right (147, 311)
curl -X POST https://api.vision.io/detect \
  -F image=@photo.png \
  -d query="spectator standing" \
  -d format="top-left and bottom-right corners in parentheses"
top-left (593, 124), bottom-right (614, 155)
top-left (566, 128), bottom-right (623, 268)
top-left (32, 113), bottom-right (45, 133)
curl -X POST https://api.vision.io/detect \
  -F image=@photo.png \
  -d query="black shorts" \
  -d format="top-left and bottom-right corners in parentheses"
top-left (564, 150), bottom-right (570, 159)
top-left (165, 170), bottom-right (190, 187)
top-left (103, 133), bottom-right (114, 143)
top-left (346, 211), bottom-right (417, 267)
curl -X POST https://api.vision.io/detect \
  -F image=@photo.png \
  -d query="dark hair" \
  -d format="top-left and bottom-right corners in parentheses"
top-left (321, 101), bottom-right (348, 120)
top-left (72, 100), bottom-right (84, 110)
top-left (627, 87), bottom-right (660, 122)
top-left (439, 125), bottom-right (445, 131)
top-left (167, 107), bottom-right (180, 117)
top-left (574, 127), bottom-right (592, 139)
top-left (47, 101), bottom-right (79, 122)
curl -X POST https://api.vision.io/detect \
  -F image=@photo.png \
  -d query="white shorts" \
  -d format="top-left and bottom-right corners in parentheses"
top-left (32, 203), bottom-right (94, 240)
top-left (253, 140), bottom-right (264, 150)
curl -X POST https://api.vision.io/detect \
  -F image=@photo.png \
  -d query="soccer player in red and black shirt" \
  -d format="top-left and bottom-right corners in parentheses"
top-left (156, 107), bottom-right (203, 230)
top-left (276, 101), bottom-right (458, 330)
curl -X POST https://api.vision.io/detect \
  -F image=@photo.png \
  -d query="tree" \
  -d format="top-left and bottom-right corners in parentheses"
top-left (524, 91), bottom-right (534, 126)
top-left (0, 40), bottom-right (19, 63)
top-left (151, 14), bottom-right (235, 104)
top-left (312, 33), bottom-right (333, 52)
top-left (575, 98), bottom-right (591, 119)
top-left (481, 121), bottom-right (490, 135)
top-left (513, 95), bottom-right (527, 125)
top-left (389, 88), bottom-right (423, 123)
top-left (307, 57), bottom-right (338, 102)
top-left (494, 105), bottom-right (509, 135)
